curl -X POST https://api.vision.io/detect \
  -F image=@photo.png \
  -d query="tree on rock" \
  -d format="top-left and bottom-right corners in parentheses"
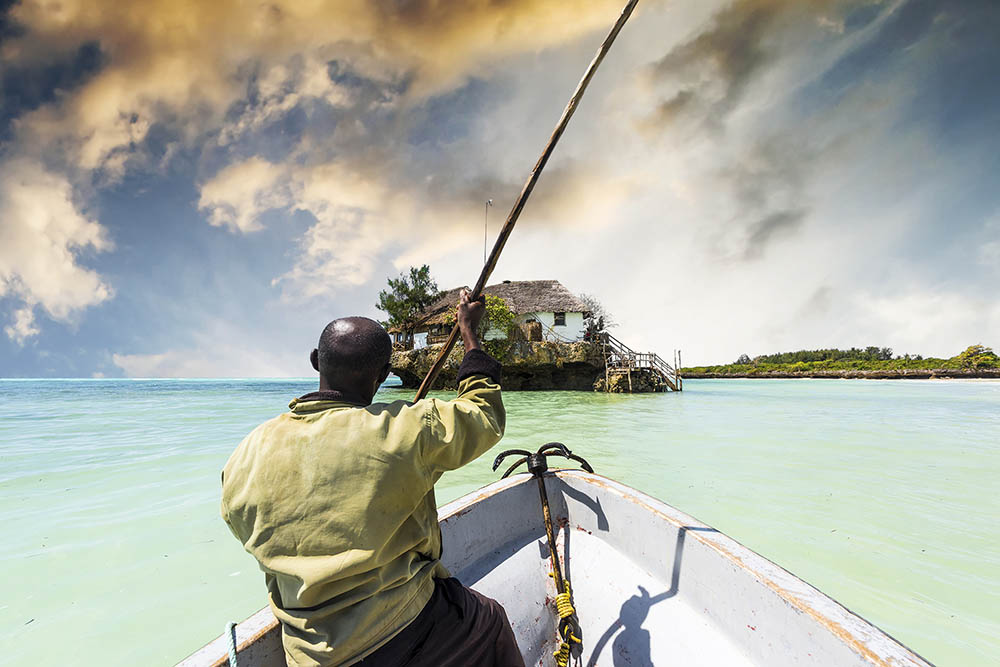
top-left (580, 293), bottom-right (615, 341)
top-left (955, 344), bottom-right (999, 369)
top-left (376, 265), bottom-right (441, 334)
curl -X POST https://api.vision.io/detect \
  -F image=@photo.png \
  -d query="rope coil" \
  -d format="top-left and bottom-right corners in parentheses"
top-left (554, 641), bottom-right (572, 667)
top-left (550, 576), bottom-right (581, 666)
top-left (555, 591), bottom-right (575, 619)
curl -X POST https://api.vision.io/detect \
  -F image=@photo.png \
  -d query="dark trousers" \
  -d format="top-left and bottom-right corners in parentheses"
top-left (356, 577), bottom-right (525, 667)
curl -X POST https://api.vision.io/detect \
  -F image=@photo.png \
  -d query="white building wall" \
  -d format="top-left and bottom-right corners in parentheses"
top-left (516, 311), bottom-right (586, 342)
top-left (484, 326), bottom-right (507, 341)
top-left (560, 311), bottom-right (586, 341)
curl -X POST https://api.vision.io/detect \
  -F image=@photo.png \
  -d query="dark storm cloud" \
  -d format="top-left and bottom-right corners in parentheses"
top-left (0, 0), bottom-right (22, 44)
top-left (720, 135), bottom-right (808, 210)
top-left (801, 285), bottom-right (834, 316)
top-left (645, 0), bottom-right (783, 130)
top-left (706, 131), bottom-right (816, 262)
top-left (743, 209), bottom-right (806, 259)
top-left (637, 0), bottom-right (855, 261)
top-left (0, 41), bottom-right (105, 139)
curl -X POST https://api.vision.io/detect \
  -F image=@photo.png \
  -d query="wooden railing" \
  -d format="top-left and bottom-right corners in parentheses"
top-left (600, 332), bottom-right (681, 391)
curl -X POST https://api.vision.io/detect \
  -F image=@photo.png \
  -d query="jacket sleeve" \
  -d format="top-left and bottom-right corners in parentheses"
top-left (421, 349), bottom-right (505, 476)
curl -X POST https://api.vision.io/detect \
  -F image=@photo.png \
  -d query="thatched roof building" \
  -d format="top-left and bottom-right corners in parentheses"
top-left (391, 280), bottom-right (591, 346)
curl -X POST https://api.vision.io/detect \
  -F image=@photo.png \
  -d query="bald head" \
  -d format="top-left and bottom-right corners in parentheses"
top-left (310, 317), bottom-right (392, 399)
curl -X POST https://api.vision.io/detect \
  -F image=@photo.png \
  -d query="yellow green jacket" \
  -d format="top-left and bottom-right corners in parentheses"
top-left (221, 350), bottom-right (504, 666)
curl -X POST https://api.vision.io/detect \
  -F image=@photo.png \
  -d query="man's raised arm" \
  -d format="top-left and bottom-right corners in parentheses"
top-left (420, 289), bottom-right (505, 476)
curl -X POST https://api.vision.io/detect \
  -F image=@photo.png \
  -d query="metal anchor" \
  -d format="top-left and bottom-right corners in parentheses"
top-left (492, 441), bottom-right (594, 479)
top-left (492, 443), bottom-right (594, 665)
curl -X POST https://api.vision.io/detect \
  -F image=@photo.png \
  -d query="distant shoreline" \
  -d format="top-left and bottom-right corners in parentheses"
top-left (681, 369), bottom-right (1000, 380)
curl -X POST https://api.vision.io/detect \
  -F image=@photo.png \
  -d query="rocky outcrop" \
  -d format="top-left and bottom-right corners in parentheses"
top-left (593, 368), bottom-right (668, 393)
top-left (391, 341), bottom-right (606, 391)
top-left (682, 368), bottom-right (1000, 379)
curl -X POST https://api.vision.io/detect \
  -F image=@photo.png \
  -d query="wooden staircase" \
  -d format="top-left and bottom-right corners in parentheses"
top-left (600, 332), bottom-right (682, 392)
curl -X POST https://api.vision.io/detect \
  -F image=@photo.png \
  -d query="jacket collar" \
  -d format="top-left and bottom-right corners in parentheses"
top-left (289, 389), bottom-right (369, 411)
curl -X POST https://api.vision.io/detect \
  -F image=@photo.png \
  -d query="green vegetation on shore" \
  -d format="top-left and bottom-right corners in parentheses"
top-left (683, 345), bottom-right (998, 375)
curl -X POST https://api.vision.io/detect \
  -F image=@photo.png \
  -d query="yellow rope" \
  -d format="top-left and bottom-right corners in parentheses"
top-left (554, 640), bottom-right (571, 667)
top-left (549, 575), bottom-right (582, 666)
top-left (553, 632), bottom-right (583, 667)
top-left (554, 591), bottom-right (575, 619)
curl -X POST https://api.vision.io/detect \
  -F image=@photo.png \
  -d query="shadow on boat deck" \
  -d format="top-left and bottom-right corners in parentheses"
top-left (585, 526), bottom-right (719, 667)
top-left (561, 481), bottom-right (610, 531)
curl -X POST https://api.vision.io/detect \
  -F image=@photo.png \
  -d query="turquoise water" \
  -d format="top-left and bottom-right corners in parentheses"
top-left (1, 378), bottom-right (997, 666)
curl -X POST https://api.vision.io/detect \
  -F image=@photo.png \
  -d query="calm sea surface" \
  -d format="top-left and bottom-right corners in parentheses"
top-left (1, 378), bottom-right (997, 666)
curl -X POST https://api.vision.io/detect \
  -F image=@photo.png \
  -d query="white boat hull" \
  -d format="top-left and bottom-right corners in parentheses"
top-left (181, 471), bottom-right (931, 666)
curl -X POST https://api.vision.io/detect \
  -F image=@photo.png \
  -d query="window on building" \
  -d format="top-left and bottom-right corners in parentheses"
top-left (553, 312), bottom-right (566, 326)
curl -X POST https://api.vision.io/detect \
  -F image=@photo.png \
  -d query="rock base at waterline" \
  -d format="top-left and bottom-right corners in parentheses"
top-left (682, 368), bottom-right (1000, 379)
top-left (593, 368), bottom-right (669, 393)
top-left (391, 341), bottom-right (607, 391)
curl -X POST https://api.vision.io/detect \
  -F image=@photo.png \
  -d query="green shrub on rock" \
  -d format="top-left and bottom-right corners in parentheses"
top-left (954, 344), bottom-right (999, 369)
top-left (480, 295), bottom-right (516, 360)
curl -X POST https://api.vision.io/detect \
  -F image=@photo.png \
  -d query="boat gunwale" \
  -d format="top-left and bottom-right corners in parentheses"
top-left (178, 605), bottom-right (280, 667)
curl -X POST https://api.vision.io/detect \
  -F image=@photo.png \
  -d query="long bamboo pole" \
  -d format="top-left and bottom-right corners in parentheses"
top-left (414, 0), bottom-right (639, 400)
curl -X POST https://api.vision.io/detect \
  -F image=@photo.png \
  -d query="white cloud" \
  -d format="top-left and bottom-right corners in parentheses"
top-left (0, 160), bottom-right (113, 343)
top-left (108, 299), bottom-right (326, 378)
top-left (198, 158), bottom-right (289, 233)
top-left (197, 158), bottom-right (397, 291)
top-left (4, 307), bottom-right (40, 345)
top-left (851, 290), bottom-right (1000, 358)
top-left (111, 331), bottom-right (307, 378)
top-left (112, 350), bottom-right (296, 377)
top-left (216, 58), bottom-right (360, 147)
top-left (5, 0), bottom-right (630, 175)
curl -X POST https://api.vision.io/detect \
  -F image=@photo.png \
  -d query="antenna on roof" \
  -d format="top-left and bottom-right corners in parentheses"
top-left (484, 199), bottom-right (493, 264)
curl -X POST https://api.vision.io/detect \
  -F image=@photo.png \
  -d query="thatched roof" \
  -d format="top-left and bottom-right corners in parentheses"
top-left (391, 280), bottom-right (589, 332)
top-left (485, 280), bottom-right (589, 314)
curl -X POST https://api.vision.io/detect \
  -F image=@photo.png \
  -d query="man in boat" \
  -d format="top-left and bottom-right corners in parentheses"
top-left (221, 290), bottom-right (524, 666)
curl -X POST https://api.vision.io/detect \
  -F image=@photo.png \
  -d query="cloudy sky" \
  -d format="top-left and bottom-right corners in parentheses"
top-left (0, 0), bottom-right (997, 377)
